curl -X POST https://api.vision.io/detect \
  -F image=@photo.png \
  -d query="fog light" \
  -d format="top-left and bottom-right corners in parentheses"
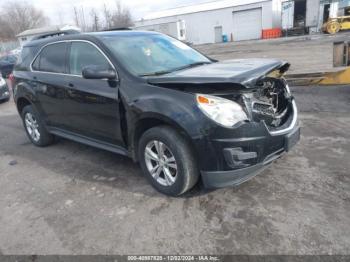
top-left (223, 148), bottom-right (257, 169)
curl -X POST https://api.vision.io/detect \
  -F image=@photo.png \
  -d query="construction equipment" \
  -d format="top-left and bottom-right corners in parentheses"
top-left (322, 16), bottom-right (350, 34)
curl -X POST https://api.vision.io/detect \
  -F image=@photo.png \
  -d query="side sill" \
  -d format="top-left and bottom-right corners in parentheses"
top-left (48, 127), bottom-right (129, 157)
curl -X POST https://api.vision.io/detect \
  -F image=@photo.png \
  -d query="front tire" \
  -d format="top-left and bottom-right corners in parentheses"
top-left (22, 105), bottom-right (54, 147)
top-left (138, 126), bottom-right (199, 196)
top-left (327, 21), bottom-right (340, 34)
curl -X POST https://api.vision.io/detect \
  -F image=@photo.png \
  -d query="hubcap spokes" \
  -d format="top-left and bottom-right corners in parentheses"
top-left (25, 113), bottom-right (40, 142)
top-left (145, 140), bottom-right (178, 187)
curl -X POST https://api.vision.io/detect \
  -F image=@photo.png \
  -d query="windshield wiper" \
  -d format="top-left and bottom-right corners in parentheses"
top-left (171, 61), bottom-right (212, 73)
top-left (139, 61), bottom-right (212, 77)
top-left (139, 70), bottom-right (172, 77)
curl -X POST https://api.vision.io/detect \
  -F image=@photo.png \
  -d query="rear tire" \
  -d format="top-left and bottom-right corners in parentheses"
top-left (21, 105), bottom-right (54, 147)
top-left (138, 126), bottom-right (199, 196)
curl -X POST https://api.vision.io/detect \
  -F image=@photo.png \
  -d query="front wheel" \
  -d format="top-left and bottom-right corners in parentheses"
top-left (138, 126), bottom-right (199, 196)
top-left (327, 22), bottom-right (340, 34)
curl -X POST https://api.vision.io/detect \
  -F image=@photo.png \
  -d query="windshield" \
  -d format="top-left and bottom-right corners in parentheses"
top-left (99, 33), bottom-right (211, 76)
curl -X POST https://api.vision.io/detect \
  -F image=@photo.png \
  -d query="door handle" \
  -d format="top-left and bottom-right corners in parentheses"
top-left (68, 83), bottom-right (74, 88)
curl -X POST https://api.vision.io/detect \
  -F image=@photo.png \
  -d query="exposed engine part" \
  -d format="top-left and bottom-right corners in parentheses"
top-left (242, 79), bottom-right (292, 127)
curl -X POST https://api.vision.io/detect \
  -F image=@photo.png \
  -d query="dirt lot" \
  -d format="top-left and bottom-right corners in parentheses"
top-left (196, 32), bottom-right (350, 75)
top-left (0, 85), bottom-right (349, 255)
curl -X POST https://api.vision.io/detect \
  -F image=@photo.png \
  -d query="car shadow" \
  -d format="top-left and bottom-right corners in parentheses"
top-left (1, 115), bottom-right (215, 198)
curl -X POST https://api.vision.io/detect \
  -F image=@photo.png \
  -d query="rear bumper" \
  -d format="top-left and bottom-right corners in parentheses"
top-left (200, 124), bottom-right (301, 189)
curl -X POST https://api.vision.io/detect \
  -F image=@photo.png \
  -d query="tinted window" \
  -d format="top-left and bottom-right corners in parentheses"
top-left (15, 46), bottom-right (38, 71)
top-left (33, 42), bottom-right (67, 73)
top-left (69, 42), bottom-right (111, 75)
top-left (32, 54), bottom-right (40, 70)
top-left (99, 34), bottom-right (210, 76)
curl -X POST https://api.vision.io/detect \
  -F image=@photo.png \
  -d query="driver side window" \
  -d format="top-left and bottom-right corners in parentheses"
top-left (69, 42), bottom-right (111, 76)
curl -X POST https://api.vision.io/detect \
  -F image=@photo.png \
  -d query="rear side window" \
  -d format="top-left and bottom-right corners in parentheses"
top-left (32, 42), bottom-right (67, 73)
top-left (15, 47), bottom-right (38, 71)
top-left (69, 42), bottom-right (111, 75)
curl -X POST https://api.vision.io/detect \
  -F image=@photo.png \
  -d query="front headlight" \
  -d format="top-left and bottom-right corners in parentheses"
top-left (196, 94), bottom-right (248, 127)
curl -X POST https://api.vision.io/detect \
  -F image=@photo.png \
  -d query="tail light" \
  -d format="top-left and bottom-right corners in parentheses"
top-left (8, 73), bottom-right (15, 89)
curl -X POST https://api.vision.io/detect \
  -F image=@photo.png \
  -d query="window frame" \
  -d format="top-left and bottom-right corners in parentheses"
top-left (30, 40), bottom-right (117, 79)
top-left (67, 41), bottom-right (113, 77)
top-left (31, 42), bottom-right (68, 74)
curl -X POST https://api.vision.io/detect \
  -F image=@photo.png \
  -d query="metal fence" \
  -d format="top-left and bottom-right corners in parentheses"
top-left (0, 40), bottom-right (20, 55)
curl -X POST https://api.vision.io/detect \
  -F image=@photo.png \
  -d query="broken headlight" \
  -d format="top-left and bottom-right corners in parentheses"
top-left (196, 94), bottom-right (248, 128)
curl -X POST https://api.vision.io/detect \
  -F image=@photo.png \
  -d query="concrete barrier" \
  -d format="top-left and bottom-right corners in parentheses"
top-left (286, 67), bottom-right (350, 86)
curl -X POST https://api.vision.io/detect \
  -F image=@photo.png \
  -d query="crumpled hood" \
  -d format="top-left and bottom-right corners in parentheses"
top-left (147, 59), bottom-right (290, 88)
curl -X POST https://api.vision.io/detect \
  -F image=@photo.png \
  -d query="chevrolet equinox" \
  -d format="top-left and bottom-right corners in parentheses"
top-left (13, 31), bottom-right (300, 196)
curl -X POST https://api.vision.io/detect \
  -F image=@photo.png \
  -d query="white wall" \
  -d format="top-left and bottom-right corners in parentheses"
top-left (135, 0), bottom-right (277, 45)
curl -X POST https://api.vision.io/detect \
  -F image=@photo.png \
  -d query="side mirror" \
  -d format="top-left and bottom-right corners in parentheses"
top-left (82, 65), bottom-right (117, 80)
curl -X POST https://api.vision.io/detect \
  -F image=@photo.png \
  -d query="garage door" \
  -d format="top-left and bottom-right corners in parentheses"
top-left (232, 8), bottom-right (262, 41)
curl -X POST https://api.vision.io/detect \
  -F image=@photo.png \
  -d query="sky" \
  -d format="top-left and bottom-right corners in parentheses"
top-left (23, 0), bottom-right (212, 25)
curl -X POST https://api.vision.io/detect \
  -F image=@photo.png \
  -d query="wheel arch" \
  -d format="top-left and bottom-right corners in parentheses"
top-left (16, 96), bottom-right (32, 115)
top-left (130, 113), bottom-right (196, 162)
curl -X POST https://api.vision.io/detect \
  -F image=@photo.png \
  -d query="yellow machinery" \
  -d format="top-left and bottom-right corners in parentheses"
top-left (322, 16), bottom-right (350, 34)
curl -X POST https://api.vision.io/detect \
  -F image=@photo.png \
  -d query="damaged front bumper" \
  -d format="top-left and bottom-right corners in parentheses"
top-left (199, 100), bottom-right (300, 189)
top-left (201, 125), bottom-right (300, 188)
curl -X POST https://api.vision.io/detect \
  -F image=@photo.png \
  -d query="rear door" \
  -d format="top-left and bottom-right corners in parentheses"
top-left (31, 42), bottom-right (69, 128)
top-left (63, 41), bottom-right (124, 146)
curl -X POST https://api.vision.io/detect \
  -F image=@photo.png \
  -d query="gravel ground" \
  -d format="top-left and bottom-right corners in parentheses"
top-left (196, 32), bottom-right (350, 74)
top-left (0, 85), bottom-right (349, 255)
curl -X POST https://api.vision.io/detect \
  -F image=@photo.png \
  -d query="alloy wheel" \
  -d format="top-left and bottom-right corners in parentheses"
top-left (25, 112), bottom-right (41, 142)
top-left (144, 140), bottom-right (178, 187)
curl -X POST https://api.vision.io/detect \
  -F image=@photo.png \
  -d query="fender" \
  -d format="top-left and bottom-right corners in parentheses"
top-left (125, 90), bottom-right (208, 160)
top-left (13, 72), bottom-right (48, 121)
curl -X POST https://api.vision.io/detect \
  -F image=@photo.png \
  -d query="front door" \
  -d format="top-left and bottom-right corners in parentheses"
top-left (63, 41), bottom-right (124, 146)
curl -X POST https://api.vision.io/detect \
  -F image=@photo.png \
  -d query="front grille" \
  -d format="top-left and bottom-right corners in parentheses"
top-left (216, 80), bottom-right (293, 129)
top-left (253, 102), bottom-right (275, 115)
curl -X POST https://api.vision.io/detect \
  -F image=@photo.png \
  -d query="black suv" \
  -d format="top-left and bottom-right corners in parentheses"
top-left (13, 31), bottom-right (300, 196)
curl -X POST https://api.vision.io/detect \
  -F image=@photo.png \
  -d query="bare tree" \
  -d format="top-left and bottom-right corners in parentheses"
top-left (90, 8), bottom-right (100, 32)
top-left (72, 1), bottom-right (133, 33)
top-left (73, 7), bottom-right (80, 28)
top-left (0, 1), bottom-right (49, 40)
top-left (80, 6), bottom-right (87, 31)
top-left (102, 4), bottom-right (112, 29)
top-left (109, 1), bottom-right (133, 29)
top-left (72, 6), bottom-right (90, 32)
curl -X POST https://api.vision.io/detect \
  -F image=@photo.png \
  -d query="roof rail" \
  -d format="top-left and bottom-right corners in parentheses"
top-left (31, 30), bottom-right (81, 41)
top-left (102, 27), bottom-right (133, 31)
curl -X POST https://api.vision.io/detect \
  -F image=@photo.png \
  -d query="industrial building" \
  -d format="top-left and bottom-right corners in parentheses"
top-left (135, 0), bottom-right (350, 44)
top-left (134, 0), bottom-right (283, 44)
top-left (282, 0), bottom-right (350, 34)
top-left (282, 0), bottom-right (320, 34)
